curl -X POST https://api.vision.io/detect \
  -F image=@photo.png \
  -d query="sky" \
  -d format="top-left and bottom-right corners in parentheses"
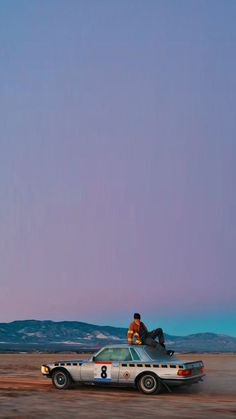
top-left (0, 0), bottom-right (236, 337)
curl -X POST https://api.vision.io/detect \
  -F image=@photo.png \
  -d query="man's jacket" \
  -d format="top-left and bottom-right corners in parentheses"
top-left (127, 320), bottom-right (148, 345)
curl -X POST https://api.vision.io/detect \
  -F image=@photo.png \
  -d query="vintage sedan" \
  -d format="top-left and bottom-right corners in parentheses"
top-left (41, 344), bottom-right (205, 394)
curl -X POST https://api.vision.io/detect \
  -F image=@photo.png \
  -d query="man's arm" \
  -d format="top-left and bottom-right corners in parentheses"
top-left (128, 322), bottom-right (142, 345)
top-left (127, 323), bottom-right (134, 345)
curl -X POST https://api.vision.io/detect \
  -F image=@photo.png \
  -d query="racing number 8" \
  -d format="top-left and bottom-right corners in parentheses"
top-left (94, 363), bottom-right (111, 380)
top-left (101, 366), bottom-right (107, 379)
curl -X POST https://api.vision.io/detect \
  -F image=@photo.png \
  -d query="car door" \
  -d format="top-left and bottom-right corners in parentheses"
top-left (80, 348), bottom-right (119, 383)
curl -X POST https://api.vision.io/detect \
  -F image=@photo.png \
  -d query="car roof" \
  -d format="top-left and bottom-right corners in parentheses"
top-left (99, 344), bottom-right (143, 348)
top-left (96, 344), bottom-right (175, 361)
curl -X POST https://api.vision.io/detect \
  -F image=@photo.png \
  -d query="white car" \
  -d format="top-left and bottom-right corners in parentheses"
top-left (41, 344), bottom-right (205, 394)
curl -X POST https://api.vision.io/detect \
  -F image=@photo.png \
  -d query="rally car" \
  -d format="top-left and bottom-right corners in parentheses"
top-left (41, 344), bottom-right (205, 394)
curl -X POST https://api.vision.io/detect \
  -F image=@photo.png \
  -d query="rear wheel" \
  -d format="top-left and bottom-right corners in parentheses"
top-left (137, 373), bottom-right (162, 395)
top-left (52, 369), bottom-right (72, 390)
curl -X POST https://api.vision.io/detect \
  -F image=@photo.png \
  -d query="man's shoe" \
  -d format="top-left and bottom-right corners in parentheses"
top-left (167, 350), bottom-right (175, 356)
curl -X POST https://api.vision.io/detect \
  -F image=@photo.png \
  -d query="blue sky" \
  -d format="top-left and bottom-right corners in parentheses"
top-left (0, 1), bottom-right (236, 336)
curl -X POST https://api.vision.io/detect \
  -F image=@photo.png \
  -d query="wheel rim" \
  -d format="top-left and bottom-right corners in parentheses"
top-left (55, 372), bottom-right (67, 387)
top-left (141, 375), bottom-right (157, 393)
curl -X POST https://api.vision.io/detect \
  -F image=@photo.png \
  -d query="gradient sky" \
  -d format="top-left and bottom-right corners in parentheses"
top-left (1, 0), bottom-right (236, 336)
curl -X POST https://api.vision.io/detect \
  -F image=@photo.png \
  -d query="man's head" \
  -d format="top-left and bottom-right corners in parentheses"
top-left (134, 313), bottom-right (141, 320)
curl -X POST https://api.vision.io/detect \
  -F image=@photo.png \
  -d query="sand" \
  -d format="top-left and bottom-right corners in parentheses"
top-left (0, 352), bottom-right (235, 418)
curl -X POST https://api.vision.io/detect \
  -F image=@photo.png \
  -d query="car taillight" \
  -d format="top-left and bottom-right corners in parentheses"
top-left (177, 369), bottom-right (191, 376)
top-left (200, 367), bottom-right (204, 373)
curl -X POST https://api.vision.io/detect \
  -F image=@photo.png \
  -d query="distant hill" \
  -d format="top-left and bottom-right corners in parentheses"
top-left (0, 320), bottom-right (126, 352)
top-left (165, 332), bottom-right (236, 352)
top-left (0, 320), bottom-right (236, 352)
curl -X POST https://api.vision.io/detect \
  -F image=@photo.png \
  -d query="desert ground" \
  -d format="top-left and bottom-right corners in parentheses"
top-left (0, 352), bottom-right (235, 418)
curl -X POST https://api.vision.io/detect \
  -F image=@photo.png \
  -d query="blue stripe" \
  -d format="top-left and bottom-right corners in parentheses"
top-left (95, 378), bottom-right (112, 381)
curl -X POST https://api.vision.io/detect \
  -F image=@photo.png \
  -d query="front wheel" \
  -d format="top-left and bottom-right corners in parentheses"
top-left (137, 373), bottom-right (162, 395)
top-left (52, 369), bottom-right (72, 390)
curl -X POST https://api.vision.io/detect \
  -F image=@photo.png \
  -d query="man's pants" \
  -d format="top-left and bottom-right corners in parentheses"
top-left (143, 328), bottom-right (165, 347)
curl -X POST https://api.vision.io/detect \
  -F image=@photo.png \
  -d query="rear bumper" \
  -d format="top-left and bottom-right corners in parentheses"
top-left (163, 374), bottom-right (205, 387)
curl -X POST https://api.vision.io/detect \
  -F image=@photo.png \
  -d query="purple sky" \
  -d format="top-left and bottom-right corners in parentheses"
top-left (1, 0), bottom-right (236, 336)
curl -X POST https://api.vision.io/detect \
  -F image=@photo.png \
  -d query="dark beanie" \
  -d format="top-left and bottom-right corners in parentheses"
top-left (134, 313), bottom-right (141, 319)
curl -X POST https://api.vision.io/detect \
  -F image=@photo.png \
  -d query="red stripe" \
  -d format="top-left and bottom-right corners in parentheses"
top-left (95, 361), bottom-right (112, 364)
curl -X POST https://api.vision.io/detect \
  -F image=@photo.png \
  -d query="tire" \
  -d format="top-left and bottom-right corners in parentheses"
top-left (52, 369), bottom-right (72, 390)
top-left (137, 373), bottom-right (162, 395)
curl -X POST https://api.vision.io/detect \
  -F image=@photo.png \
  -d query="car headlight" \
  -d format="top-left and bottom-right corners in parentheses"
top-left (41, 365), bottom-right (50, 374)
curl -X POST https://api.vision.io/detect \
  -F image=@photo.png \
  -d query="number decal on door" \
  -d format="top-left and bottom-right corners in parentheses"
top-left (94, 363), bottom-right (112, 381)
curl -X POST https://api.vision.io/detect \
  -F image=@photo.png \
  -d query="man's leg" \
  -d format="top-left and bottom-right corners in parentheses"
top-left (149, 328), bottom-right (165, 346)
top-left (149, 329), bottom-right (175, 356)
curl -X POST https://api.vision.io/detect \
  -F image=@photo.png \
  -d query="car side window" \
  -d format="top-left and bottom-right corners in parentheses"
top-left (113, 348), bottom-right (132, 361)
top-left (130, 347), bottom-right (141, 361)
top-left (95, 348), bottom-right (132, 362)
top-left (95, 349), bottom-right (114, 361)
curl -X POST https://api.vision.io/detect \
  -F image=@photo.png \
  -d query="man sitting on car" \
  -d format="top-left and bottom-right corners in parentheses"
top-left (127, 313), bottom-right (174, 356)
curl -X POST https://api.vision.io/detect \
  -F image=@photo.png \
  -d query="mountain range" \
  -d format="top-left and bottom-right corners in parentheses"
top-left (0, 320), bottom-right (236, 352)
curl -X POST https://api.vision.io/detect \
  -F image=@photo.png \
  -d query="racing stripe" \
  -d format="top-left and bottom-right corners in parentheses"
top-left (120, 363), bottom-right (181, 369)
